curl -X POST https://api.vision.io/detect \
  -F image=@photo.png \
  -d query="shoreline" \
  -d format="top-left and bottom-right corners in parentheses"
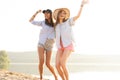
top-left (1, 70), bottom-right (120, 80)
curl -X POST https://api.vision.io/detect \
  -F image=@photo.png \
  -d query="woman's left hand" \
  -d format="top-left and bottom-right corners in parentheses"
top-left (82, 0), bottom-right (89, 5)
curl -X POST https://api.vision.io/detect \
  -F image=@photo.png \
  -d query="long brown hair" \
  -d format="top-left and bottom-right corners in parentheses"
top-left (45, 12), bottom-right (54, 27)
top-left (55, 10), bottom-right (68, 27)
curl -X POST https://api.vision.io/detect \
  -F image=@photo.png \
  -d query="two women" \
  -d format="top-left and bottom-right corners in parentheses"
top-left (29, 0), bottom-right (88, 80)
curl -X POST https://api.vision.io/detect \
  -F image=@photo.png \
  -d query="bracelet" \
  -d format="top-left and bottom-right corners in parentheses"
top-left (81, 4), bottom-right (84, 7)
top-left (33, 15), bottom-right (35, 17)
top-left (36, 11), bottom-right (39, 13)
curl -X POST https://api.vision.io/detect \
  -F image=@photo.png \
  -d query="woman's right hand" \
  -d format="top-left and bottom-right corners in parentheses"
top-left (29, 9), bottom-right (42, 22)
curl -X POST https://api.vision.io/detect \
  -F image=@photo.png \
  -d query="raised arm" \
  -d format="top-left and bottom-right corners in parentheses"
top-left (29, 10), bottom-right (41, 22)
top-left (73, 0), bottom-right (88, 21)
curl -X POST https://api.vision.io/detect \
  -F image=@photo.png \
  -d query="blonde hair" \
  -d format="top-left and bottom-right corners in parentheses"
top-left (55, 10), bottom-right (68, 27)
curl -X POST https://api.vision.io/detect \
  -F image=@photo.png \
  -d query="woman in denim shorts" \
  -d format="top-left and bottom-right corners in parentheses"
top-left (29, 9), bottom-right (57, 80)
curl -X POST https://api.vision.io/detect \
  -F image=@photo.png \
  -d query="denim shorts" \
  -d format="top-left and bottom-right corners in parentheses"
top-left (38, 39), bottom-right (55, 51)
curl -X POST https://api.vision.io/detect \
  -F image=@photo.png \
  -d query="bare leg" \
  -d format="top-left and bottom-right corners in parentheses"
top-left (60, 49), bottom-right (72, 80)
top-left (46, 50), bottom-right (58, 80)
top-left (56, 50), bottom-right (65, 80)
top-left (38, 47), bottom-right (45, 80)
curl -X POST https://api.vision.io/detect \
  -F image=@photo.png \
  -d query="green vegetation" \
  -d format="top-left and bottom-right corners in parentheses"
top-left (0, 50), bottom-right (10, 69)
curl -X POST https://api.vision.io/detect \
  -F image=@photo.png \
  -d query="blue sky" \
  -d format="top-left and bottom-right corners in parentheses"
top-left (0, 0), bottom-right (120, 55)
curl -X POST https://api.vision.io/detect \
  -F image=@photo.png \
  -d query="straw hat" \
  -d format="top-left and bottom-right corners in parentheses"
top-left (53, 8), bottom-right (70, 20)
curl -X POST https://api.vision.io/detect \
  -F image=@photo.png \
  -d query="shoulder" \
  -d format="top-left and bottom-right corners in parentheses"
top-left (67, 17), bottom-right (75, 26)
top-left (68, 17), bottom-right (74, 22)
top-left (63, 17), bottom-right (74, 23)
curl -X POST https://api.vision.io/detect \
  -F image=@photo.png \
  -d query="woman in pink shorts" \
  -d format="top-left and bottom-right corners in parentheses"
top-left (53, 0), bottom-right (88, 80)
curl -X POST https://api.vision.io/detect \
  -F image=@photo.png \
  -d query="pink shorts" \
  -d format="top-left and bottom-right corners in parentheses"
top-left (58, 40), bottom-right (74, 51)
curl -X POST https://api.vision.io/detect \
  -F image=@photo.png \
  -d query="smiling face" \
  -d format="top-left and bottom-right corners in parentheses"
top-left (44, 12), bottom-right (51, 20)
top-left (55, 8), bottom-right (70, 25)
top-left (58, 10), bottom-right (67, 21)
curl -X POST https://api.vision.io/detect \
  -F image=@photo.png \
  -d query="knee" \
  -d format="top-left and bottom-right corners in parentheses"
top-left (56, 63), bottom-right (60, 69)
top-left (39, 61), bottom-right (44, 66)
top-left (39, 58), bottom-right (44, 64)
top-left (39, 62), bottom-right (44, 66)
top-left (46, 62), bottom-right (51, 68)
top-left (60, 60), bottom-right (66, 68)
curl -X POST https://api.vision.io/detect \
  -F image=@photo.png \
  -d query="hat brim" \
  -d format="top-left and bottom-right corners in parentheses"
top-left (42, 10), bottom-right (46, 13)
top-left (42, 9), bottom-right (52, 14)
top-left (53, 8), bottom-right (70, 20)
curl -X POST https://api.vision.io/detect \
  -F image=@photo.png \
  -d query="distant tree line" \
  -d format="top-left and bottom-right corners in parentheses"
top-left (0, 50), bottom-right (10, 69)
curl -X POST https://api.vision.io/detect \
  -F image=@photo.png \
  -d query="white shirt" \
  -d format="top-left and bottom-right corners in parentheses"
top-left (55, 18), bottom-right (75, 48)
top-left (31, 20), bottom-right (55, 44)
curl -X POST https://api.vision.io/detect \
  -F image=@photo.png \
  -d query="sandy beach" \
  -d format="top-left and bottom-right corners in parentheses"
top-left (1, 70), bottom-right (120, 80)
